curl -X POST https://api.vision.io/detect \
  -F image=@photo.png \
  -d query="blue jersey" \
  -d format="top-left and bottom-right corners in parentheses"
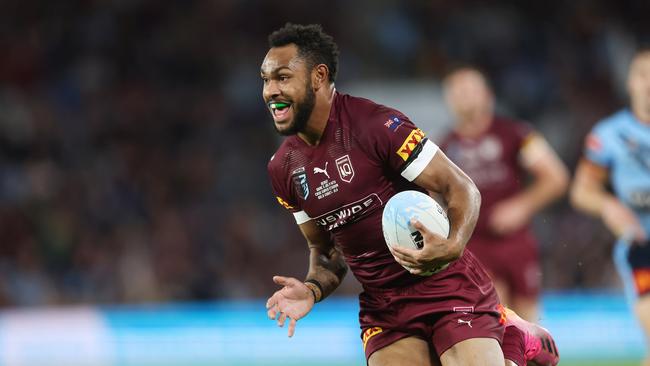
top-left (585, 109), bottom-right (650, 233)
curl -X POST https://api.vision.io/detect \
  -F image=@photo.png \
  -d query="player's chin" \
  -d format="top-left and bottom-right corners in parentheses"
top-left (274, 119), bottom-right (296, 136)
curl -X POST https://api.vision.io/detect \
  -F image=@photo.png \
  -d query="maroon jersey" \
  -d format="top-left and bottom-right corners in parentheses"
top-left (439, 117), bottom-right (537, 241)
top-left (269, 93), bottom-right (504, 360)
top-left (268, 92), bottom-right (439, 289)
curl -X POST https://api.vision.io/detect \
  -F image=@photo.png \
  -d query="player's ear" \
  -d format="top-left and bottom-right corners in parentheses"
top-left (312, 64), bottom-right (329, 90)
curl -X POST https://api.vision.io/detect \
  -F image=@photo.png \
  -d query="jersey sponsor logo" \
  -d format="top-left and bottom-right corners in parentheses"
top-left (291, 167), bottom-right (309, 200)
top-left (314, 193), bottom-right (382, 231)
top-left (633, 269), bottom-right (650, 295)
top-left (275, 196), bottom-right (294, 210)
top-left (362, 326), bottom-right (383, 351)
top-left (336, 155), bottom-right (355, 183)
top-left (384, 115), bottom-right (403, 132)
top-left (397, 128), bottom-right (426, 161)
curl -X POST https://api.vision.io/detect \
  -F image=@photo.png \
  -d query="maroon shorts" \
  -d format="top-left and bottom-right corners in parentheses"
top-left (467, 232), bottom-right (541, 299)
top-left (359, 250), bottom-right (506, 360)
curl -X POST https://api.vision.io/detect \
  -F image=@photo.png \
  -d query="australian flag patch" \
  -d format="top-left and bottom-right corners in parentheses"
top-left (384, 116), bottom-right (403, 132)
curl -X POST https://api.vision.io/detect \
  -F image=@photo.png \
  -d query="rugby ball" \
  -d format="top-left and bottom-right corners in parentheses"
top-left (382, 190), bottom-right (450, 274)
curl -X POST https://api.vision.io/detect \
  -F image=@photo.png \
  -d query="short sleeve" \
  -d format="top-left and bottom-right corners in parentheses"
top-left (512, 122), bottom-right (536, 151)
top-left (357, 107), bottom-right (439, 182)
top-left (267, 155), bottom-right (312, 224)
top-left (583, 124), bottom-right (613, 168)
top-left (513, 122), bottom-right (551, 168)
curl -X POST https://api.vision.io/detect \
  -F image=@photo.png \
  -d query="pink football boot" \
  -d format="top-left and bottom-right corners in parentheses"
top-left (503, 307), bottom-right (560, 366)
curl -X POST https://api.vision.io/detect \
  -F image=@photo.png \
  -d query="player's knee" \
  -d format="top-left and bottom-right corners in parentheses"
top-left (368, 337), bottom-right (434, 366)
top-left (635, 295), bottom-right (650, 332)
top-left (439, 337), bottom-right (504, 366)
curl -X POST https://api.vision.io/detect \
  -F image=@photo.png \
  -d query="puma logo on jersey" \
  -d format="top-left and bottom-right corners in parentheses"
top-left (313, 162), bottom-right (330, 179)
top-left (457, 319), bottom-right (473, 328)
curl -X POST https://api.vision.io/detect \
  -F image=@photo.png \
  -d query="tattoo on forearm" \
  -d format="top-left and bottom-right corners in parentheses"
top-left (307, 248), bottom-right (348, 301)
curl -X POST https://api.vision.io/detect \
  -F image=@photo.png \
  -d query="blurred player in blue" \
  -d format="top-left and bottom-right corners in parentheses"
top-left (571, 48), bottom-right (650, 366)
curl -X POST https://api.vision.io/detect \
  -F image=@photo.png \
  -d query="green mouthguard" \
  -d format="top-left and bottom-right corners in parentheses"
top-left (271, 102), bottom-right (289, 109)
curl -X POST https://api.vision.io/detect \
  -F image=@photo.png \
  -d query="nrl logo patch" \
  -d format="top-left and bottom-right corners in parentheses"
top-left (291, 167), bottom-right (309, 200)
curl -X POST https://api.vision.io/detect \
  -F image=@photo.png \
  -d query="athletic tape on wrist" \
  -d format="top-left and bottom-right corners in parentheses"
top-left (304, 279), bottom-right (323, 303)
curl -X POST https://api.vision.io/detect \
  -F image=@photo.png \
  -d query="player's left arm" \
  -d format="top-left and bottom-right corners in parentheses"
top-left (490, 133), bottom-right (569, 235)
top-left (391, 148), bottom-right (481, 274)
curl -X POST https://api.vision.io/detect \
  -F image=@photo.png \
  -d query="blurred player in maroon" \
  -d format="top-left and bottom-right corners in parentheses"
top-left (440, 67), bottom-right (569, 322)
top-left (262, 23), bottom-right (559, 366)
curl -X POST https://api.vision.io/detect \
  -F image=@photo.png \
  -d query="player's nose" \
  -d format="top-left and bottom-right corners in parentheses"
top-left (263, 80), bottom-right (281, 101)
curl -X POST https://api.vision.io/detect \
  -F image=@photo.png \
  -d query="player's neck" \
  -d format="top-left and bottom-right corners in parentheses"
top-left (631, 105), bottom-right (650, 125)
top-left (455, 114), bottom-right (493, 139)
top-left (297, 86), bottom-right (336, 146)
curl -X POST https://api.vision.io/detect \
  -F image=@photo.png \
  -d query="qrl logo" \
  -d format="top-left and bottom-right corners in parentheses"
top-left (336, 155), bottom-right (355, 183)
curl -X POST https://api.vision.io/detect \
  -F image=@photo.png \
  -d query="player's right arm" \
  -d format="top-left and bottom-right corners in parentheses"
top-left (571, 158), bottom-right (646, 242)
top-left (489, 132), bottom-right (569, 235)
top-left (301, 220), bottom-right (348, 300)
top-left (570, 132), bottom-right (646, 242)
top-left (266, 220), bottom-right (347, 337)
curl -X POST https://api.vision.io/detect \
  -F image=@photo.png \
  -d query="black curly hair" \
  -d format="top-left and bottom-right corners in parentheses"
top-left (268, 23), bottom-right (339, 83)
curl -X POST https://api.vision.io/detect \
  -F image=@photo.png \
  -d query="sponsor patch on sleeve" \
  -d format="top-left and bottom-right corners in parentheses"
top-left (276, 196), bottom-right (294, 210)
top-left (362, 326), bottom-right (383, 351)
top-left (396, 128), bottom-right (426, 161)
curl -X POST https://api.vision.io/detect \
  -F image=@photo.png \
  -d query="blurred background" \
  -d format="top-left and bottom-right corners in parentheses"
top-left (0, 0), bottom-right (648, 365)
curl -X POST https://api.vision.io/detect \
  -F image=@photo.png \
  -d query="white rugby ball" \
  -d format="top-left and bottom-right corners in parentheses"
top-left (382, 190), bottom-right (450, 275)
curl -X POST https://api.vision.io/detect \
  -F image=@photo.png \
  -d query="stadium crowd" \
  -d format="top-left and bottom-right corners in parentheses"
top-left (0, 0), bottom-right (648, 306)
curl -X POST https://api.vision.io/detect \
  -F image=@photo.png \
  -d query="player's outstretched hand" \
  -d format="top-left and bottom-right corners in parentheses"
top-left (602, 197), bottom-right (647, 244)
top-left (389, 218), bottom-right (456, 275)
top-left (266, 275), bottom-right (315, 337)
top-left (489, 196), bottom-right (531, 235)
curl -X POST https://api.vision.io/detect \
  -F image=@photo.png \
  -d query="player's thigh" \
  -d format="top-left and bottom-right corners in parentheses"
top-left (511, 295), bottom-right (539, 322)
top-left (439, 337), bottom-right (504, 366)
top-left (492, 277), bottom-right (511, 305)
top-left (368, 336), bottom-right (439, 366)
